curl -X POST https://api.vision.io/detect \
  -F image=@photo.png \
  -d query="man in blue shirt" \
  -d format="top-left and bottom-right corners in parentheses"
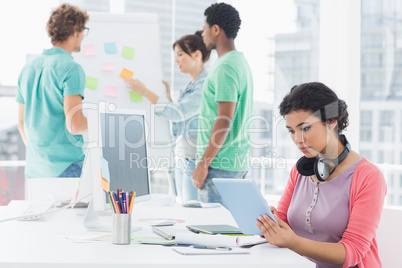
top-left (16, 3), bottom-right (89, 178)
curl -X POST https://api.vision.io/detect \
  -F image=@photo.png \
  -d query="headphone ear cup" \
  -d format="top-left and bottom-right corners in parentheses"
top-left (296, 157), bottom-right (316, 176)
top-left (314, 158), bottom-right (330, 181)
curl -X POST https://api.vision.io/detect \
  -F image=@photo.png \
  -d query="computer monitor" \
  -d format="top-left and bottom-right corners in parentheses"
top-left (81, 103), bottom-right (151, 230)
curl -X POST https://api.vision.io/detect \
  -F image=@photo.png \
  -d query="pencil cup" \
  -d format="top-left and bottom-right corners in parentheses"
top-left (112, 213), bottom-right (131, 245)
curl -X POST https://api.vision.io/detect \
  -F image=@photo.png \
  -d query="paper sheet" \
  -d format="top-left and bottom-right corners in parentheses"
top-left (85, 77), bottom-right (98, 90)
top-left (83, 45), bottom-right (96, 56)
top-left (121, 46), bottom-right (135, 59)
top-left (119, 68), bottom-right (134, 79)
top-left (104, 42), bottom-right (118, 54)
top-left (129, 91), bottom-right (142, 102)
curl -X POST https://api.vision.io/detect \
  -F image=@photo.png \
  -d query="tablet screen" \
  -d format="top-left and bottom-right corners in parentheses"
top-left (212, 178), bottom-right (278, 235)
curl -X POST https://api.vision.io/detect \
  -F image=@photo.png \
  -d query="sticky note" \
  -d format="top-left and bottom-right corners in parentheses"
top-left (102, 62), bottom-right (115, 72)
top-left (104, 42), bottom-right (117, 54)
top-left (122, 46), bottom-right (135, 59)
top-left (105, 86), bottom-right (118, 98)
top-left (101, 176), bottom-right (110, 192)
top-left (85, 77), bottom-right (98, 90)
top-left (129, 91), bottom-right (143, 102)
top-left (119, 68), bottom-right (134, 79)
top-left (83, 45), bottom-right (96, 56)
top-left (100, 157), bottom-right (110, 182)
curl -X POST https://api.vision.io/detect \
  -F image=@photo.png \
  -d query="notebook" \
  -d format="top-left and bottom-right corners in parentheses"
top-left (212, 178), bottom-right (278, 236)
top-left (186, 224), bottom-right (242, 234)
top-left (172, 246), bottom-right (250, 255)
top-left (174, 232), bottom-right (266, 247)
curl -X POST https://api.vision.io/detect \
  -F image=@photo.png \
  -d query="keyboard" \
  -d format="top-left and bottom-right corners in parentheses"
top-left (19, 201), bottom-right (54, 220)
top-left (152, 226), bottom-right (190, 240)
top-left (4, 200), bottom-right (54, 221)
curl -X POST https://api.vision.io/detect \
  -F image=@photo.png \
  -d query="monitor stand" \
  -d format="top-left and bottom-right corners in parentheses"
top-left (84, 201), bottom-right (141, 232)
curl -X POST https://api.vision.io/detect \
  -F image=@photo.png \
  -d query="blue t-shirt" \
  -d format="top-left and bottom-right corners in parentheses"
top-left (16, 47), bottom-right (86, 177)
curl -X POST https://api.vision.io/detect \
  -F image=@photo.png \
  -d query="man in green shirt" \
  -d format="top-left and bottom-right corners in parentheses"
top-left (16, 3), bottom-right (89, 178)
top-left (192, 3), bottom-right (254, 204)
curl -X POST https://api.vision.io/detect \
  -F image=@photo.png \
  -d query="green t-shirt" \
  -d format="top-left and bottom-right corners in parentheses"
top-left (16, 47), bottom-right (85, 178)
top-left (197, 51), bottom-right (253, 171)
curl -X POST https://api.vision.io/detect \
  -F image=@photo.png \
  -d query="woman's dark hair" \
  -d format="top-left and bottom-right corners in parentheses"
top-left (204, 3), bottom-right (241, 39)
top-left (173, 30), bottom-right (211, 63)
top-left (47, 3), bottom-right (89, 45)
top-left (279, 82), bottom-right (349, 134)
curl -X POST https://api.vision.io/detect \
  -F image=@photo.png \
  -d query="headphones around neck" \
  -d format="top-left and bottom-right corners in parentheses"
top-left (296, 135), bottom-right (351, 181)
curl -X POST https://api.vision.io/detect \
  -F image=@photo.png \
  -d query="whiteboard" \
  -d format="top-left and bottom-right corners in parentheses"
top-left (74, 12), bottom-right (170, 144)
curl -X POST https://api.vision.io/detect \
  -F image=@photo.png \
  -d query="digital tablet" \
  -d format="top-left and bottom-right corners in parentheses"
top-left (186, 224), bottom-right (242, 234)
top-left (212, 178), bottom-right (278, 235)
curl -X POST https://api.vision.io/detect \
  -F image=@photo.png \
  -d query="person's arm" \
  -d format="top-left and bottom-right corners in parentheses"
top-left (191, 102), bottom-right (237, 189)
top-left (276, 165), bottom-right (300, 225)
top-left (256, 213), bottom-right (347, 265)
top-left (338, 160), bottom-right (387, 267)
top-left (17, 103), bottom-right (28, 146)
top-left (64, 95), bottom-right (87, 135)
top-left (162, 80), bottom-right (173, 102)
top-left (125, 78), bottom-right (159, 104)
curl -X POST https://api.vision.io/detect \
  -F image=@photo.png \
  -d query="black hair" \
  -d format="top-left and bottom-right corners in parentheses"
top-left (204, 3), bottom-right (241, 39)
top-left (279, 82), bottom-right (349, 134)
top-left (173, 30), bottom-right (211, 63)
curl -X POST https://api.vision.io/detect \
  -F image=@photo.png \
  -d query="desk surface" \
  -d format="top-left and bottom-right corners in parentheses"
top-left (0, 201), bottom-right (314, 268)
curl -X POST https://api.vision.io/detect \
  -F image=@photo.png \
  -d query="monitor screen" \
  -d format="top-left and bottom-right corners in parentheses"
top-left (83, 105), bottom-right (151, 212)
top-left (100, 111), bottom-right (150, 198)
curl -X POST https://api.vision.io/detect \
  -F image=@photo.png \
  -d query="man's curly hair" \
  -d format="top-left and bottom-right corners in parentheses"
top-left (47, 3), bottom-right (89, 45)
top-left (204, 3), bottom-right (241, 39)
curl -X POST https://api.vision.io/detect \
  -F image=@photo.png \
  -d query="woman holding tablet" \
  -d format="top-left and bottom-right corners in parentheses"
top-left (125, 31), bottom-right (210, 203)
top-left (256, 82), bottom-right (386, 268)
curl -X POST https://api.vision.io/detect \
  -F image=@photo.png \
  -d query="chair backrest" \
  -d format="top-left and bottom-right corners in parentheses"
top-left (376, 207), bottom-right (402, 268)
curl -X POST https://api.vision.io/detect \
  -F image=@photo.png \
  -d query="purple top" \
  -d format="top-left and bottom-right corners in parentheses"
top-left (287, 159), bottom-right (361, 268)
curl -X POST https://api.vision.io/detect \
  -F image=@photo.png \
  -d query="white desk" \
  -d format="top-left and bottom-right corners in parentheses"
top-left (0, 201), bottom-right (314, 267)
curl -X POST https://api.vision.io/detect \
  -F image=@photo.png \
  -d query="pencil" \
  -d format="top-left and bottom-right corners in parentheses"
top-left (107, 192), bottom-right (116, 213)
top-left (128, 192), bottom-right (136, 214)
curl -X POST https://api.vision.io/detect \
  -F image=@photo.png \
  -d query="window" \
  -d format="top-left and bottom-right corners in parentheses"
top-left (360, 0), bottom-right (402, 207)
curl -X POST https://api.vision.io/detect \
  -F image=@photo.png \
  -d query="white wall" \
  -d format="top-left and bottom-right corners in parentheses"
top-left (376, 207), bottom-right (402, 267)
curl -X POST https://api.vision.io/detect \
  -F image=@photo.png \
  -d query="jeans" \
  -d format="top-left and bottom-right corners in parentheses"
top-left (198, 167), bottom-right (248, 206)
top-left (58, 161), bottom-right (83, 178)
top-left (175, 157), bottom-right (198, 202)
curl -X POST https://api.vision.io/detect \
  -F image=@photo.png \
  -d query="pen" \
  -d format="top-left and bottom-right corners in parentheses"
top-left (125, 191), bottom-right (129, 214)
top-left (121, 192), bottom-right (127, 213)
top-left (112, 191), bottom-right (122, 213)
top-left (193, 245), bottom-right (232, 251)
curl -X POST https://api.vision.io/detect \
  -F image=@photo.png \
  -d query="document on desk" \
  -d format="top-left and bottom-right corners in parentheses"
top-left (172, 246), bottom-right (250, 255)
top-left (174, 233), bottom-right (267, 248)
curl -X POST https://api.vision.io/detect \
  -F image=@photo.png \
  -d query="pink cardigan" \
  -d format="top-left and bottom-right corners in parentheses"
top-left (277, 158), bottom-right (387, 268)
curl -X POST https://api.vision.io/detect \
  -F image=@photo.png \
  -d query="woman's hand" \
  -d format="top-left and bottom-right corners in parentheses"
top-left (125, 78), bottom-right (148, 96)
top-left (162, 80), bottom-right (173, 102)
top-left (256, 212), bottom-right (297, 249)
top-left (270, 206), bottom-right (278, 215)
